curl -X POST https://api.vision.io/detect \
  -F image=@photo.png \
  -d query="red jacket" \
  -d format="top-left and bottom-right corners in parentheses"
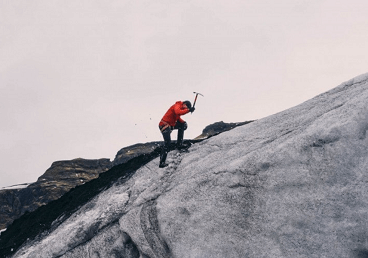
top-left (160, 101), bottom-right (190, 127)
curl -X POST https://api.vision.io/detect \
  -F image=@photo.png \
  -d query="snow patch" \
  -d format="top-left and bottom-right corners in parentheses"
top-left (1, 183), bottom-right (32, 190)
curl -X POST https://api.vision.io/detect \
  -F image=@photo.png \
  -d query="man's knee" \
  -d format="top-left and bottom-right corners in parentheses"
top-left (162, 144), bottom-right (170, 152)
top-left (179, 121), bottom-right (187, 130)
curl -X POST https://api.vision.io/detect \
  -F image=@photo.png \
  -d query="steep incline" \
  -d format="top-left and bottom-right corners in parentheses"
top-left (8, 73), bottom-right (368, 257)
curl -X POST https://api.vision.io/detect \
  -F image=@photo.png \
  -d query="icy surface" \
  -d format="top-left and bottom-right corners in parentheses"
top-left (13, 72), bottom-right (368, 257)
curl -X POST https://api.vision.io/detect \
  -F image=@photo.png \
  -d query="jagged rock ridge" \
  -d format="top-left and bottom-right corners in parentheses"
top-left (2, 73), bottom-right (368, 257)
top-left (113, 142), bottom-right (162, 166)
top-left (0, 158), bottom-right (111, 231)
top-left (195, 120), bottom-right (253, 139)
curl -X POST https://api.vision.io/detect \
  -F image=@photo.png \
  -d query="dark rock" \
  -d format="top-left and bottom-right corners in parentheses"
top-left (38, 158), bottom-right (112, 183)
top-left (0, 158), bottom-right (111, 231)
top-left (195, 120), bottom-right (254, 139)
top-left (113, 142), bottom-right (162, 166)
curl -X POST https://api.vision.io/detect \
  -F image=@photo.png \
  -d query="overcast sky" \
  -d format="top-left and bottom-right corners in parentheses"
top-left (1, 0), bottom-right (368, 187)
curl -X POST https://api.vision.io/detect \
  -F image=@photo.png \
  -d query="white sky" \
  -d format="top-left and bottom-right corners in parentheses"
top-left (1, 0), bottom-right (368, 187)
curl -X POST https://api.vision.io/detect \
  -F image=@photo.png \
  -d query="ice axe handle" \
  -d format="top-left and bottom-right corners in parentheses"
top-left (192, 92), bottom-right (203, 109)
top-left (193, 94), bottom-right (198, 108)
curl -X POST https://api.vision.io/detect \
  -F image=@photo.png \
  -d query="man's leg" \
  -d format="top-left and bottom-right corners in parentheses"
top-left (174, 121), bottom-right (187, 149)
top-left (159, 126), bottom-right (171, 168)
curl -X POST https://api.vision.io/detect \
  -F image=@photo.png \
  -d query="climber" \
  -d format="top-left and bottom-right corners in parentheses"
top-left (158, 100), bottom-right (195, 168)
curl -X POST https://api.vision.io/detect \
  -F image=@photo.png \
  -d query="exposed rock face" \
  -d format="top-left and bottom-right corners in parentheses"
top-left (113, 142), bottom-right (162, 166)
top-left (0, 158), bottom-right (112, 231)
top-left (195, 120), bottom-right (253, 139)
top-left (37, 158), bottom-right (112, 183)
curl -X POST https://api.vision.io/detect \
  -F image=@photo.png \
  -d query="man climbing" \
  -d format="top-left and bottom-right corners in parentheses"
top-left (158, 100), bottom-right (195, 168)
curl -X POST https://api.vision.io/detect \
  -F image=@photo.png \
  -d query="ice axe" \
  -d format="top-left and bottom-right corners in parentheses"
top-left (192, 92), bottom-right (204, 113)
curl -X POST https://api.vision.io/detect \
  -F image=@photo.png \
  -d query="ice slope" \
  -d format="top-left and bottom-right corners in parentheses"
top-left (13, 73), bottom-right (368, 257)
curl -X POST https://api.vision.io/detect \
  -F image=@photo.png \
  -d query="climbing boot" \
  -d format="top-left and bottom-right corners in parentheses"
top-left (159, 163), bottom-right (168, 168)
top-left (159, 151), bottom-right (168, 168)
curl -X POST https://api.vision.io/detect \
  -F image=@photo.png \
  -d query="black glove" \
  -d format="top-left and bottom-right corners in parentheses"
top-left (190, 107), bottom-right (195, 113)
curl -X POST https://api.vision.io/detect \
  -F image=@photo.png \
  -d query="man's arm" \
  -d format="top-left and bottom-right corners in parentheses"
top-left (174, 103), bottom-right (190, 116)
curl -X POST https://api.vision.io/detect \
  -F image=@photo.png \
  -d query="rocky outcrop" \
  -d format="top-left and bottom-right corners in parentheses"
top-left (195, 120), bottom-right (253, 139)
top-left (0, 158), bottom-right (112, 231)
top-left (38, 158), bottom-right (112, 183)
top-left (112, 142), bottom-right (162, 166)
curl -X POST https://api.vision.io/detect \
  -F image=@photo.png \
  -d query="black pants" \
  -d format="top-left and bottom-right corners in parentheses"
top-left (159, 121), bottom-right (186, 165)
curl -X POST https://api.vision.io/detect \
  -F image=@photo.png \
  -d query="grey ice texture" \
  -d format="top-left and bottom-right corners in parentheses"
top-left (13, 73), bottom-right (368, 257)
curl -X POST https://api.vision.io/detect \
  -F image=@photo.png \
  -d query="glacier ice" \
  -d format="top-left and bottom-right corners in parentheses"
top-left (12, 72), bottom-right (368, 257)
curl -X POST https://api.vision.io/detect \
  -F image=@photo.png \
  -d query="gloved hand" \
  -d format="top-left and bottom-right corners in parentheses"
top-left (190, 107), bottom-right (195, 113)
